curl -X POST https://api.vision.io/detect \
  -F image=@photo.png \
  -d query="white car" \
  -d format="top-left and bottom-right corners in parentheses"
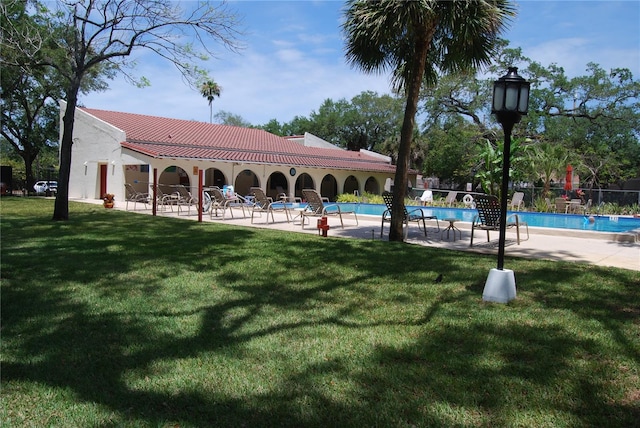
top-left (33, 181), bottom-right (57, 195)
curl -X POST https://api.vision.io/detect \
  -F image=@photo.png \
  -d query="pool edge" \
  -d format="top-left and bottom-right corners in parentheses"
top-left (357, 213), bottom-right (639, 243)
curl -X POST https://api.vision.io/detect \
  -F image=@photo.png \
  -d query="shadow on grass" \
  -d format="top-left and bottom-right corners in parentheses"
top-left (2, 199), bottom-right (639, 426)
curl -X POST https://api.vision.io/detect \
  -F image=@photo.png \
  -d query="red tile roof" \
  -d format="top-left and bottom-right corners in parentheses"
top-left (81, 108), bottom-right (397, 174)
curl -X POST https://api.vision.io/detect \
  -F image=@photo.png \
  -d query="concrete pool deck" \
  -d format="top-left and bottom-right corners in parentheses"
top-left (83, 199), bottom-right (640, 271)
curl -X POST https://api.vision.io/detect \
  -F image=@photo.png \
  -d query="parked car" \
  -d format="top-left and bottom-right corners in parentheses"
top-left (33, 181), bottom-right (57, 195)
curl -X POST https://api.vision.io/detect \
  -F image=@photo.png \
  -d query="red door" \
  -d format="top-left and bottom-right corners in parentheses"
top-left (100, 164), bottom-right (108, 198)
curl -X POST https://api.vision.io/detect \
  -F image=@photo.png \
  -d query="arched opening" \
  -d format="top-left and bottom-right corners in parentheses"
top-left (158, 166), bottom-right (190, 193)
top-left (364, 176), bottom-right (380, 194)
top-left (295, 173), bottom-right (314, 199)
top-left (321, 174), bottom-right (338, 201)
top-left (266, 171), bottom-right (288, 200)
top-left (203, 167), bottom-right (227, 189)
top-left (234, 169), bottom-right (259, 196)
top-left (344, 175), bottom-right (359, 195)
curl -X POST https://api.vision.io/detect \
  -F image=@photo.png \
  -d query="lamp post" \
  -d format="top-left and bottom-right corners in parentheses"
top-left (482, 67), bottom-right (530, 303)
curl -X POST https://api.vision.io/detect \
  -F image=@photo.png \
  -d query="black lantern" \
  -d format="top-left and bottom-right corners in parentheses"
top-left (482, 67), bottom-right (530, 303)
top-left (492, 67), bottom-right (530, 121)
top-left (491, 67), bottom-right (529, 272)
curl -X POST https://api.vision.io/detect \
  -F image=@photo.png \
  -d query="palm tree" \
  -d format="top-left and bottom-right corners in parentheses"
top-left (200, 80), bottom-right (221, 124)
top-left (343, 0), bottom-right (516, 241)
top-left (528, 141), bottom-right (569, 198)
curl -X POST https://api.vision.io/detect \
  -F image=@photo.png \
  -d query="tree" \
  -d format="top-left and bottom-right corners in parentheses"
top-left (200, 80), bottom-right (222, 124)
top-left (529, 63), bottom-right (640, 187)
top-left (1, 66), bottom-right (62, 191)
top-left (340, 91), bottom-right (404, 152)
top-left (306, 98), bottom-right (352, 145)
top-left (342, 0), bottom-right (516, 241)
top-left (1, 0), bottom-right (240, 220)
top-left (474, 137), bottom-right (528, 200)
top-left (420, 70), bottom-right (496, 141)
top-left (417, 43), bottom-right (639, 192)
top-left (526, 141), bottom-right (568, 198)
top-left (421, 118), bottom-right (480, 186)
top-left (265, 91), bottom-right (404, 150)
top-left (214, 110), bottom-right (251, 128)
top-left (1, 0), bottom-right (111, 191)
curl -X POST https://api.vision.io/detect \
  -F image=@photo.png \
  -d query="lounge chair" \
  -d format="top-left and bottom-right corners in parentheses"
top-left (567, 198), bottom-right (584, 214)
top-left (124, 183), bottom-right (149, 210)
top-left (209, 187), bottom-right (246, 220)
top-left (175, 184), bottom-right (209, 215)
top-left (381, 192), bottom-right (439, 238)
top-left (438, 191), bottom-right (458, 207)
top-left (300, 189), bottom-right (358, 229)
top-left (155, 185), bottom-right (178, 212)
top-left (415, 190), bottom-right (433, 206)
top-left (470, 194), bottom-right (529, 247)
top-left (544, 197), bottom-right (554, 213)
top-left (555, 197), bottom-right (568, 214)
top-left (509, 191), bottom-right (525, 210)
top-left (249, 187), bottom-right (290, 223)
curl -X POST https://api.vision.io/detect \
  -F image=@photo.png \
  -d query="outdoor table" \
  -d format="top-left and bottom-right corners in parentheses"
top-left (441, 218), bottom-right (461, 241)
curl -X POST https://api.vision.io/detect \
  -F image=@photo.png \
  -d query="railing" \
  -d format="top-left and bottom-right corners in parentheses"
top-left (409, 186), bottom-right (640, 213)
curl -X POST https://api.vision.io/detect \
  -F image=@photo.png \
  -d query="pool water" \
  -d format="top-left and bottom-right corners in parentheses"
top-left (328, 203), bottom-right (640, 234)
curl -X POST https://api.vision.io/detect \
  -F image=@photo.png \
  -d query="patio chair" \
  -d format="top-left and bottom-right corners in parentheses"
top-left (415, 190), bottom-right (433, 206)
top-left (124, 183), bottom-right (150, 210)
top-left (470, 194), bottom-right (529, 247)
top-left (438, 191), bottom-right (458, 207)
top-left (567, 198), bottom-right (584, 214)
top-left (209, 187), bottom-right (246, 220)
top-left (300, 189), bottom-right (358, 229)
top-left (555, 197), bottom-right (568, 214)
top-left (509, 191), bottom-right (525, 210)
top-left (155, 185), bottom-right (178, 212)
top-left (173, 185), bottom-right (212, 215)
top-left (544, 197), bottom-right (554, 213)
top-left (249, 187), bottom-right (290, 224)
top-left (381, 192), bottom-right (439, 238)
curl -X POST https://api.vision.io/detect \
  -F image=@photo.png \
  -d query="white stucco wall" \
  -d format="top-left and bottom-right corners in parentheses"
top-left (61, 101), bottom-right (129, 201)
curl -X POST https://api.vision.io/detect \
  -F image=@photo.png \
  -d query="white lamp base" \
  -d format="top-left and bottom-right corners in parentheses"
top-left (482, 268), bottom-right (516, 303)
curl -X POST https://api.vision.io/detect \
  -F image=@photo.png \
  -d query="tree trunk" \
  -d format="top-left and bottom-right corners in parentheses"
top-left (52, 85), bottom-right (80, 221)
top-left (388, 29), bottom-right (432, 242)
top-left (24, 151), bottom-right (36, 192)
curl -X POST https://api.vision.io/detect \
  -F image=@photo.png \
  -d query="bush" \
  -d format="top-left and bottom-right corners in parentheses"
top-left (337, 192), bottom-right (384, 204)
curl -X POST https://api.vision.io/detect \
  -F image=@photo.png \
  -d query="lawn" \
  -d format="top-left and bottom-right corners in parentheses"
top-left (1, 198), bottom-right (639, 427)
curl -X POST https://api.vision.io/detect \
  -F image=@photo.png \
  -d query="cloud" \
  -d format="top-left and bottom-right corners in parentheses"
top-left (79, 0), bottom-right (638, 127)
top-left (523, 36), bottom-right (639, 77)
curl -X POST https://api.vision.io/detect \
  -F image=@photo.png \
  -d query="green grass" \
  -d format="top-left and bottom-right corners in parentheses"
top-left (1, 197), bottom-right (639, 427)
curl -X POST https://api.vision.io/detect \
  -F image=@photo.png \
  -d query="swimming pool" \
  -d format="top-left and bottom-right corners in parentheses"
top-left (328, 203), bottom-right (640, 234)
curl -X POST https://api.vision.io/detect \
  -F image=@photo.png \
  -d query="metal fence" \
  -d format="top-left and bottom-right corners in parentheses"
top-left (411, 187), bottom-right (640, 211)
top-left (512, 187), bottom-right (640, 209)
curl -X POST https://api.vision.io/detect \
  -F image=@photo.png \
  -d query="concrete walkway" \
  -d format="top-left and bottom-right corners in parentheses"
top-left (88, 199), bottom-right (640, 271)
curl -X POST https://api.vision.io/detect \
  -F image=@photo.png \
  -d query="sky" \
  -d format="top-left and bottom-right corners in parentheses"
top-left (80, 0), bottom-right (640, 126)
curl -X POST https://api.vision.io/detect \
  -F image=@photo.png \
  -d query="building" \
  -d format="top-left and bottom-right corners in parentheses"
top-left (61, 102), bottom-right (409, 203)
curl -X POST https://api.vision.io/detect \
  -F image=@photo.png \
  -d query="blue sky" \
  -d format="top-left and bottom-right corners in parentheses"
top-left (81, 0), bottom-right (640, 126)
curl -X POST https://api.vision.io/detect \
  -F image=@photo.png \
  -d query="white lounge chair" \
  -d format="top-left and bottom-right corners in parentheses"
top-left (509, 191), bottom-right (525, 210)
top-left (416, 190), bottom-right (433, 206)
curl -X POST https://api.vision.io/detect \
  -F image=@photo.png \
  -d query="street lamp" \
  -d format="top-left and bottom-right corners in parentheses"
top-left (483, 67), bottom-right (530, 303)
